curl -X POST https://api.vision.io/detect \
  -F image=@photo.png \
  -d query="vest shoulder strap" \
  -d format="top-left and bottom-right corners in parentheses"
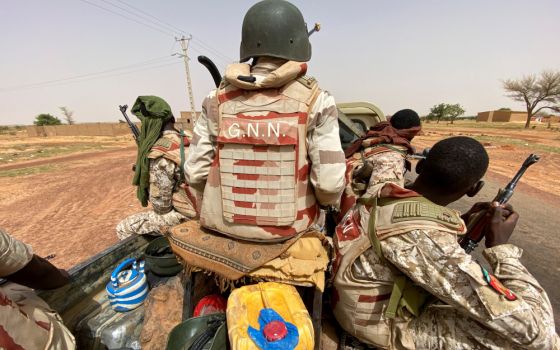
top-left (152, 136), bottom-right (172, 149)
top-left (295, 75), bottom-right (317, 89)
top-left (148, 133), bottom-right (185, 164)
top-left (357, 195), bottom-right (449, 319)
top-left (379, 196), bottom-right (463, 231)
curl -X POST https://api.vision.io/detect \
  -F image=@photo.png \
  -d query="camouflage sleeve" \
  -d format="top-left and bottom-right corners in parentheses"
top-left (0, 228), bottom-right (33, 277)
top-left (365, 151), bottom-right (406, 191)
top-left (382, 230), bottom-right (558, 349)
top-left (185, 91), bottom-right (217, 192)
top-left (149, 157), bottom-right (177, 215)
top-left (307, 91), bottom-right (346, 207)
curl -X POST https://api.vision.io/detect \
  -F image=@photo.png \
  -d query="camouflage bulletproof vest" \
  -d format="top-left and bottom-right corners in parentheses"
top-left (332, 195), bottom-right (466, 348)
top-left (0, 290), bottom-right (50, 349)
top-left (148, 131), bottom-right (197, 218)
top-left (200, 73), bottom-right (320, 241)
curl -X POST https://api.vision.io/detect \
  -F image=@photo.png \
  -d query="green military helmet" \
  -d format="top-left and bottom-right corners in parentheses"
top-left (240, 0), bottom-right (311, 62)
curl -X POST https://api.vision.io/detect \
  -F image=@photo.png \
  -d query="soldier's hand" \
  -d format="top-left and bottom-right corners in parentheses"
top-left (461, 202), bottom-right (492, 223)
top-left (59, 269), bottom-right (70, 280)
top-left (484, 202), bottom-right (519, 248)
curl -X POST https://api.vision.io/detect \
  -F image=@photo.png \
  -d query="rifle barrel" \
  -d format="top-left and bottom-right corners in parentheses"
top-left (460, 153), bottom-right (540, 253)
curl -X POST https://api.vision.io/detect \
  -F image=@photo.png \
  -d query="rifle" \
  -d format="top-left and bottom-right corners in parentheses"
top-left (459, 153), bottom-right (540, 253)
top-left (197, 55), bottom-right (222, 88)
top-left (119, 104), bottom-right (140, 144)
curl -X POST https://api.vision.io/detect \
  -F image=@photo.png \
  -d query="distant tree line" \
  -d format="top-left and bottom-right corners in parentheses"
top-left (425, 103), bottom-right (465, 124)
top-left (33, 106), bottom-right (75, 126)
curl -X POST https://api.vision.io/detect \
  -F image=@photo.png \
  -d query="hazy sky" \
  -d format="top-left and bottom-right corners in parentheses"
top-left (1, 0), bottom-right (559, 125)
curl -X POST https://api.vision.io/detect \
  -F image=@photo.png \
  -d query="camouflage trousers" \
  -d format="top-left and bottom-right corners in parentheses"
top-left (116, 210), bottom-right (187, 240)
top-left (340, 304), bottom-right (560, 350)
top-left (410, 305), bottom-right (560, 350)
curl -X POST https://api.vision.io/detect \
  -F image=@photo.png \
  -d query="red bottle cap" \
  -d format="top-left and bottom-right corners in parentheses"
top-left (263, 320), bottom-right (288, 341)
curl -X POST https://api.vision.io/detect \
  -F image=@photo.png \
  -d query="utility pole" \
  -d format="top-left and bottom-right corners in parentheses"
top-left (175, 35), bottom-right (197, 122)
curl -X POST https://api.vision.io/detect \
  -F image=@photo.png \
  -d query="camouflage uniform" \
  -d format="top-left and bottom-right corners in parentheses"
top-left (0, 228), bottom-right (76, 349)
top-left (333, 182), bottom-right (560, 349)
top-left (339, 145), bottom-right (408, 220)
top-left (116, 130), bottom-right (197, 240)
top-left (186, 58), bottom-right (345, 241)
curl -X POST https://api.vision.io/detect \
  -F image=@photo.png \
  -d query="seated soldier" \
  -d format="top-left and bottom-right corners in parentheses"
top-left (116, 96), bottom-right (197, 240)
top-left (338, 109), bottom-right (421, 221)
top-left (170, 0), bottom-right (340, 293)
top-left (0, 228), bottom-right (76, 349)
top-left (332, 137), bottom-right (559, 349)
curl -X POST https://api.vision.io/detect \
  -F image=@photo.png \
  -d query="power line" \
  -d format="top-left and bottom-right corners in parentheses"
top-left (191, 38), bottom-right (235, 64)
top-left (102, 0), bottom-right (235, 64)
top-left (109, 0), bottom-right (235, 62)
top-left (1, 61), bottom-right (181, 92)
top-left (112, 0), bottom-right (188, 36)
top-left (99, 0), bottom-right (183, 36)
top-left (76, 0), bottom-right (175, 37)
top-left (0, 58), bottom-right (178, 92)
top-left (8, 0), bottom-right (230, 94)
top-left (190, 41), bottom-right (232, 67)
top-left (77, 0), bottom-right (234, 68)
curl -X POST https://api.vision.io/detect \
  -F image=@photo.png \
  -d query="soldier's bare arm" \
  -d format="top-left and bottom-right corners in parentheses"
top-left (307, 91), bottom-right (346, 207)
top-left (185, 93), bottom-right (217, 191)
top-left (0, 229), bottom-right (68, 290)
top-left (381, 230), bottom-right (558, 349)
top-left (149, 157), bottom-right (176, 215)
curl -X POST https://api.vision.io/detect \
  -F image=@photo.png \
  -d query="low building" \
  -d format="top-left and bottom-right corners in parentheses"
top-left (540, 115), bottom-right (560, 124)
top-left (477, 110), bottom-right (527, 122)
top-left (177, 111), bottom-right (202, 131)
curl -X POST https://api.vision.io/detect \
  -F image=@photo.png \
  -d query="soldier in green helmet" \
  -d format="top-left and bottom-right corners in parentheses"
top-left (186, 0), bottom-right (346, 241)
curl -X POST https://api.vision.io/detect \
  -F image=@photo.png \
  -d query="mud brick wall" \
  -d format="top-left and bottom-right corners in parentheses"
top-left (26, 123), bottom-right (138, 137)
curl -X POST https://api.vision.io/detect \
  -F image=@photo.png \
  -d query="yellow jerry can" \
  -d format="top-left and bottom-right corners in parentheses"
top-left (227, 282), bottom-right (314, 349)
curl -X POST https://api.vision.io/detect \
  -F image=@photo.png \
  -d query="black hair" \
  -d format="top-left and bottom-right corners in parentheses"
top-left (390, 109), bottom-right (421, 129)
top-left (418, 136), bottom-right (489, 193)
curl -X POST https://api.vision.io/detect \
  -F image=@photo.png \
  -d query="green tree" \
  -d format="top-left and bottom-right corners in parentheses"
top-left (503, 70), bottom-right (560, 128)
top-left (426, 103), bottom-right (465, 124)
top-left (34, 114), bottom-right (62, 126)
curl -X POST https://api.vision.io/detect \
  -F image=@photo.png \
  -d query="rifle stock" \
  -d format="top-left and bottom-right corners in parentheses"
top-left (459, 154), bottom-right (540, 253)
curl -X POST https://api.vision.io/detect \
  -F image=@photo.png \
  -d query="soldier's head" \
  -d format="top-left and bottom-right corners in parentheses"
top-left (413, 136), bottom-right (488, 205)
top-left (163, 116), bottom-right (176, 132)
top-left (240, 0), bottom-right (311, 63)
top-left (390, 109), bottom-right (421, 141)
top-left (390, 109), bottom-right (421, 129)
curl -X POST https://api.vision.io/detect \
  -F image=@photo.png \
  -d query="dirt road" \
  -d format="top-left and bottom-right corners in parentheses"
top-left (0, 146), bottom-right (143, 269)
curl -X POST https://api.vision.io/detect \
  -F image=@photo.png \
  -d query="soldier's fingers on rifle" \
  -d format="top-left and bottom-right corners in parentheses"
top-left (471, 201), bottom-right (492, 212)
top-left (500, 203), bottom-right (514, 212)
top-left (485, 205), bottom-right (518, 247)
top-left (496, 203), bottom-right (514, 219)
top-left (462, 202), bottom-right (492, 220)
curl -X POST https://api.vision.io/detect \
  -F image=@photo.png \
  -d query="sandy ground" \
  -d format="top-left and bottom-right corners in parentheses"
top-left (0, 144), bottom-right (142, 269)
top-left (413, 123), bottom-right (560, 197)
top-left (0, 123), bottom-right (559, 328)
